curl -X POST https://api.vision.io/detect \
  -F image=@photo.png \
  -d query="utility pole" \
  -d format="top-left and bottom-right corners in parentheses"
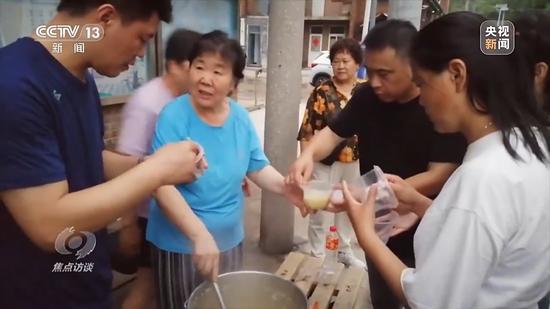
top-left (362, 0), bottom-right (372, 41)
top-left (260, 0), bottom-right (305, 254)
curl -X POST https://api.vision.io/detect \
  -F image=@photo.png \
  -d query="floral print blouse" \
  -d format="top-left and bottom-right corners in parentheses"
top-left (297, 79), bottom-right (366, 164)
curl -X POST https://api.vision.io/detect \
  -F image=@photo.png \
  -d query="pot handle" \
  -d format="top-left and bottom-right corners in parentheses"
top-left (184, 299), bottom-right (189, 309)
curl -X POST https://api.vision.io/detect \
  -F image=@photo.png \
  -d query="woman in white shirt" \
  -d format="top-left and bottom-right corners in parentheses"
top-left (339, 12), bottom-right (550, 309)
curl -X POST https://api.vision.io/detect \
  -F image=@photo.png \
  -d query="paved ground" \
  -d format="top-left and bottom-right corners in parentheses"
top-left (236, 68), bottom-right (314, 110)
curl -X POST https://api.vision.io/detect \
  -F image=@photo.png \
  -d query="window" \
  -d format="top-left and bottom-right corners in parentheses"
top-left (311, 26), bottom-right (323, 34)
top-left (248, 25), bottom-right (261, 34)
top-left (330, 26), bottom-right (345, 34)
top-left (329, 34), bottom-right (345, 47)
top-left (310, 34), bottom-right (322, 52)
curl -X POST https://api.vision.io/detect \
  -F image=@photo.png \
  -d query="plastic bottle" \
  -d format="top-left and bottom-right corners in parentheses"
top-left (325, 225), bottom-right (339, 263)
top-left (318, 225), bottom-right (340, 283)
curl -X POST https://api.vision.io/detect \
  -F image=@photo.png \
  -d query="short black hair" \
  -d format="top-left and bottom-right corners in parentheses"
top-left (189, 30), bottom-right (246, 84)
top-left (362, 19), bottom-right (417, 57)
top-left (329, 38), bottom-right (362, 65)
top-left (165, 29), bottom-right (201, 67)
top-left (57, 0), bottom-right (172, 23)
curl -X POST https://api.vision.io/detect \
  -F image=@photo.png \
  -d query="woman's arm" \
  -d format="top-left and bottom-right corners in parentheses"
top-left (247, 165), bottom-right (284, 194)
top-left (341, 183), bottom-right (410, 305)
top-left (247, 165), bottom-right (309, 216)
top-left (344, 177), bottom-right (502, 309)
top-left (155, 185), bottom-right (220, 281)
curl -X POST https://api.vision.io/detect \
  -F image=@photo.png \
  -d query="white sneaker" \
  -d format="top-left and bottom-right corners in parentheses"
top-left (338, 251), bottom-right (367, 270)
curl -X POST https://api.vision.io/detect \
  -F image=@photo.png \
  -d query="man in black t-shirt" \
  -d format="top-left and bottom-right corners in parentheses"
top-left (288, 20), bottom-right (466, 309)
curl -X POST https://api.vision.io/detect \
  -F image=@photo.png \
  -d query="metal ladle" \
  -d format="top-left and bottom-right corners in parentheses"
top-left (213, 281), bottom-right (227, 309)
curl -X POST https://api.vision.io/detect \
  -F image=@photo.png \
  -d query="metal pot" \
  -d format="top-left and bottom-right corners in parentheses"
top-left (186, 271), bottom-right (308, 309)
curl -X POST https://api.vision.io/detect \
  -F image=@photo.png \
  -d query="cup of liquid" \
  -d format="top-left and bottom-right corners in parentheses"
top-left (303, 180), bottom-right (333, 210)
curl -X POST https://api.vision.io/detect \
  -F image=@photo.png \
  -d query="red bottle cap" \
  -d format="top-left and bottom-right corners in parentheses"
top-left (329, 225), bottom-right (337, 232)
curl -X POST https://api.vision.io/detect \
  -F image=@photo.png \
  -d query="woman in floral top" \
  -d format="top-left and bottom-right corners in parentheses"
top-left (297, 38), bottom-right (366, 269)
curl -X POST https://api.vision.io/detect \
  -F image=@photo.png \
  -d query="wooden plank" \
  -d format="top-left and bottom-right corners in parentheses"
top-left (275, 251), bottom-right (306, 281)
top-left (308, 261), bottom-right (345, 309)
top-left (332, 266), bottom-right (366, 309)
top-left (293, 255), bottom-right (324, 296)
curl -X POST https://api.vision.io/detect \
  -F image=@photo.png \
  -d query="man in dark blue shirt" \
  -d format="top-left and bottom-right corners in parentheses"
top-left (0, 1), bottom-right (205, 308)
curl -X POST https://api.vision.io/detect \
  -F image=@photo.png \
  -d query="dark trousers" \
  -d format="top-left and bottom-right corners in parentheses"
top-left (366, 223), bottom-right (418, 309)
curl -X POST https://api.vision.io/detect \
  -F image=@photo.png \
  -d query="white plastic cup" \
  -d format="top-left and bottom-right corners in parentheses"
top-left (303, 180), bottom-right (333, 210)
top-left (328, 166), bottom-right (399, 243)
top-left (338, 166), bottom-right (398, 213)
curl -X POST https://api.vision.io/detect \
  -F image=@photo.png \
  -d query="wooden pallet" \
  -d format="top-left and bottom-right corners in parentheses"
top-left (275, 251), bottom-right (369, 309)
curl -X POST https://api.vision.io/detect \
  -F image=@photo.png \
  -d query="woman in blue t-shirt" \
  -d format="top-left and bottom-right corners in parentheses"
top-left (146, 31), bottom-right (307, 308)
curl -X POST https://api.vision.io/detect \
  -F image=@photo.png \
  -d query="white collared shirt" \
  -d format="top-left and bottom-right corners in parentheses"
top-left (401, 130), bottom-right (550, 309)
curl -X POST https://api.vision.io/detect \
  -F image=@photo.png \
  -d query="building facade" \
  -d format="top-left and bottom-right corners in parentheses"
top-left (239, 0), bottom-right (451, 69)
